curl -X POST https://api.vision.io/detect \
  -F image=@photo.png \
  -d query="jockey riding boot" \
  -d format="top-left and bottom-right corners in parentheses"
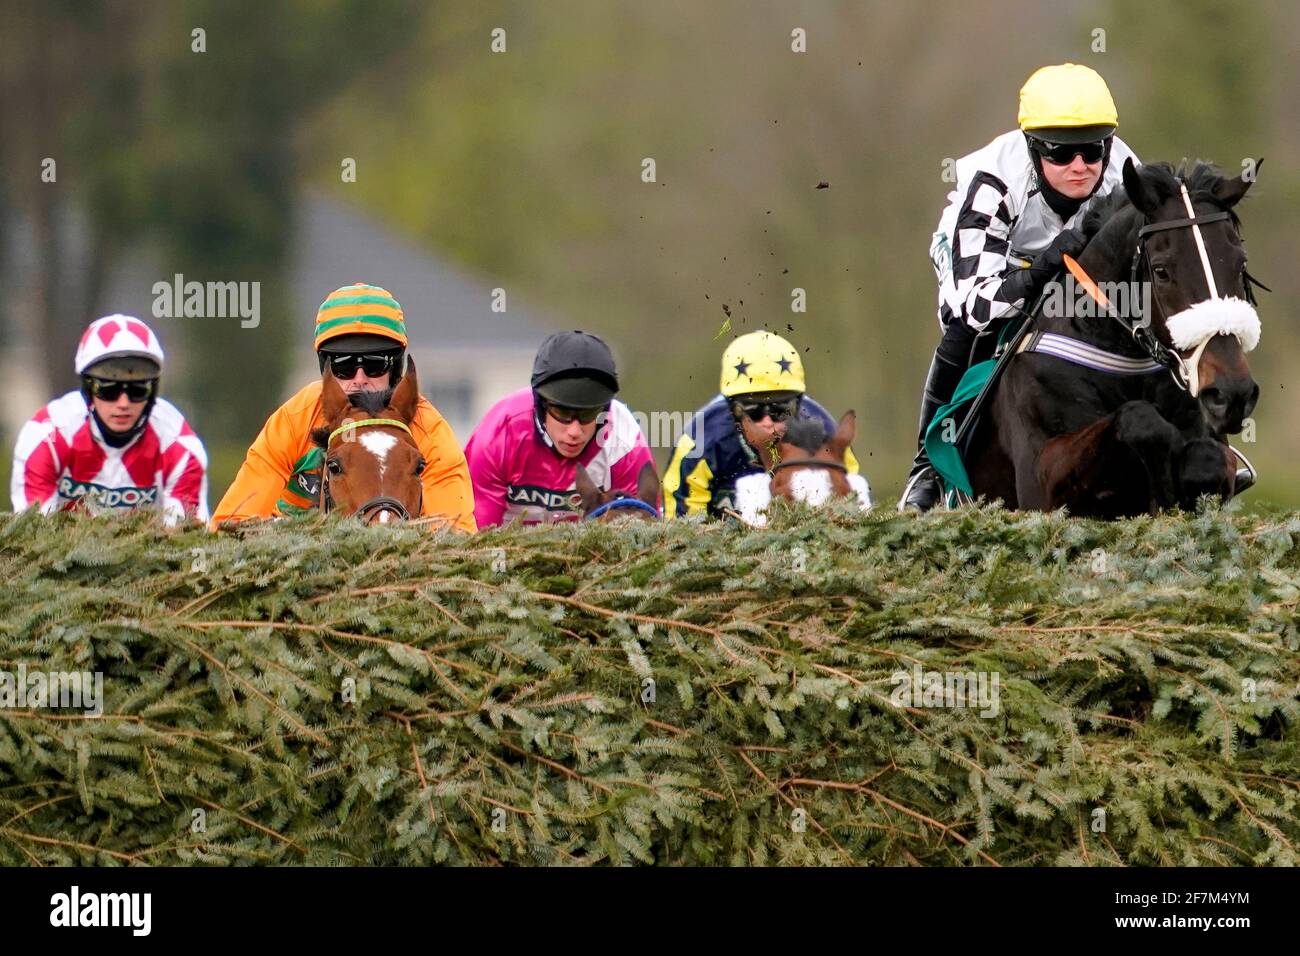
top-left (898, 320), bottom-right (977, 512)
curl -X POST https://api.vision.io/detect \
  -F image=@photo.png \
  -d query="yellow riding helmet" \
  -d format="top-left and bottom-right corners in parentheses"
top-left (1018, 63), bottom-right (1118, 137)
top-left (720, 331), bottom-right (806, 397)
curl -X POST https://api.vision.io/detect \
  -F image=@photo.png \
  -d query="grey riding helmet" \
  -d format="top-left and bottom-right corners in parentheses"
top-left (531, 330), bottom-right (619, 410)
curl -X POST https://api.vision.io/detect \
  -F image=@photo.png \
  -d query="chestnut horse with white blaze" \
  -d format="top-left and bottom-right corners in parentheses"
top-left (312, 359), bottom-right (426, 524)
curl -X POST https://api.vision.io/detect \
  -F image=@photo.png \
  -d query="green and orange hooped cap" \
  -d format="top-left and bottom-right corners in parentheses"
top-left (313, 283), bottom-right (408, 351)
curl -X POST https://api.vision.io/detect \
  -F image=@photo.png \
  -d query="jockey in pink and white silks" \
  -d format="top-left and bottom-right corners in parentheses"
top-left (10, 314), bottom-right (209, 525)
top-left (464, 331), bottom-right (657, 527)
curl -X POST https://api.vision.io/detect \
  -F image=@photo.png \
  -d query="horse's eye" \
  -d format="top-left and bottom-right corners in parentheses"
top-left (414, 458), bottom-right (426, 475)
top-left (326, 459), bottom-right (342, 476)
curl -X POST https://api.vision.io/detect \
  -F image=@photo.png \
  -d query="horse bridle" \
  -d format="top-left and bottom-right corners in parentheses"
top-left (319, 417), bottom-right (422, 522)
top-left (1123, 182), bottom-right (1267, 392)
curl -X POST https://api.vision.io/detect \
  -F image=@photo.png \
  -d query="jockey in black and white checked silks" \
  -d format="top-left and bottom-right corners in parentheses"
top-left (898, 63), bottom-right (1139, 513)
top-left (931, 129), bottom-right (1139, 334)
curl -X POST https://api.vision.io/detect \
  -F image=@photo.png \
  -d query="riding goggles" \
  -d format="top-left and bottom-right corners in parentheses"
top-left (1027, 136), bottom-right (1108, 166)
top-left (545, 402), bottom-right (605, 425)
top-left (86, 378), bottom-right (155, 403)
top-left (736, 397), bottom-right (800, 422)
top-left (329, 353), bottom-right (398, 379)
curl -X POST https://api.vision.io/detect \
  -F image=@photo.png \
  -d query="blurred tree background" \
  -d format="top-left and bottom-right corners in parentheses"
top-left (1, 0), bottom-right (1296, 509)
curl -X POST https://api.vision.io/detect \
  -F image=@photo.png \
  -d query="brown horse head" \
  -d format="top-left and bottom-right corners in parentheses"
top-left (769, 411), bottom-right (856, 505)
top-left (311, 358), bottom-right (425, 524)
top-left (574, 462), bottom-right (661, 521)
top-left (1121, 158), bottom-right (1261, 436)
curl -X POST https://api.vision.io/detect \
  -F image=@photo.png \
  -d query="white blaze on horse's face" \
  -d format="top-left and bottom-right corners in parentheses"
top-left (358, 430), bottom-right (399, 482)
top-left (788, 469), bottom-right (834, 507)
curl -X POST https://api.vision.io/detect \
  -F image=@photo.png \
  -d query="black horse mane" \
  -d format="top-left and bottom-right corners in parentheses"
top-left (1081, 161), bottom-right (1241, 249)
top-left (780, 417), bottom-right (828, 455)
top-left (310, 388), bottom-right (395, 447)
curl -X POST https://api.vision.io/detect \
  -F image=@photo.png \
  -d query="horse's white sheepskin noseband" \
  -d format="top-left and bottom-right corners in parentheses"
top-left (1164, 296), bottom-right (1260, 397)
top-left (1165, 296), bottom-right (1260, 353)
top-left (733, 472), bottom-right (872, 528)
top-left (1160, 182), bottom-right (1262, 398)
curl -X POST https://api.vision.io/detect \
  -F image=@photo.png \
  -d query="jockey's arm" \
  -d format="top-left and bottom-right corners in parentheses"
top-left (414, 411), bottom-right (477, 533)
top-left (10, 417), bottom-right (60, 513)
top-left (995, 228), bottom-right (1087, 311)
top-left (158, 428), bottom-right (210, 526)
top-left (662, 433), bottom-right (713, 518)
top-left (607, 431), bottom-right (659, 506)
top-left (943, 173), bottom-right (1020, 332)
top-left (463, 422), bottom-right (509, 529)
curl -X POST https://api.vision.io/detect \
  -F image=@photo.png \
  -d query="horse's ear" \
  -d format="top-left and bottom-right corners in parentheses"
top-left (390, 357), bottom-right (419, 422)
top-left (636, 461), bottom-right (660, 506)
top-left (828, 409), bottom-right (856, 459)
top-left (1212, 158), bottom-right (1261, 208)
top-left (1122, 158), bottom-right (1158, 216)
top-left (573, 463), bottom-right (603, 513)
top-left (320, 364), bottom-right (349, 423)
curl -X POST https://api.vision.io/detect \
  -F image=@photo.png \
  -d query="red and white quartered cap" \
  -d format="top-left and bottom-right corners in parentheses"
top-left (75, 314), bottom-right (165, 377)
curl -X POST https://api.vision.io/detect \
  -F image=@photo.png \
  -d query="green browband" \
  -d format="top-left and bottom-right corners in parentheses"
top-left (327, 418), bottom-right (413, 445)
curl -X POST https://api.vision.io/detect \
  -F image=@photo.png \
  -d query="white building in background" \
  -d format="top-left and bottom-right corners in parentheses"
top-left (1, 192), bottom-right (555, 448)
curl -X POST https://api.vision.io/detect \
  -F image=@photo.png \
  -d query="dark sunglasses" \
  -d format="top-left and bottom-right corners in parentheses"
top-left (329, 353), bottom-right (397, 379)
top-left (736, 398), bottom-right (799, 422)
top-left (1028, 137), bottom-right (1107, 166)
top-left (87, 378), bottom-right (154, 403)
top-left (545, 403), bottom-right (604, 425)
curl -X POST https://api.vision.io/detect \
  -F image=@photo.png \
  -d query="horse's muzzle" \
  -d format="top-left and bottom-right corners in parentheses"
top-left (355, 496), bottom-right (414, 524)
top-left (1200, 378), bottom-right (1258, 436)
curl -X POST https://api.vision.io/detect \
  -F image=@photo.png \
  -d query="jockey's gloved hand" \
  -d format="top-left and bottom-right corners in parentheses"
top-left (996, 228), bottom-right (1087, 305)
top-left (1032, 228), bottom-right (1088, 276)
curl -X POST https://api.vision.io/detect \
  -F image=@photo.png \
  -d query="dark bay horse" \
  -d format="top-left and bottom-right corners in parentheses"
top-left (312, 359), bottom-right (426, 524)
top-left (965, 160), bottom-right (1262, 517)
